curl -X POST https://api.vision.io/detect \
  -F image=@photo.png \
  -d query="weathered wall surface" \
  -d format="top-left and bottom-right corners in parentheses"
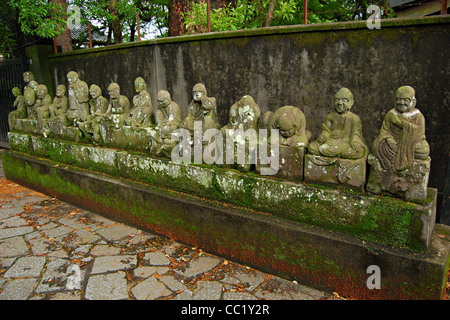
top-left (49, 16), bottom-right (450, 195)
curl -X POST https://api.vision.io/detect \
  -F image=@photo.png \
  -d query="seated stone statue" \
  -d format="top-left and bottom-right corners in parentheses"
top-left (8, 87), bottom-right (27, 130)
top-left (124, 77), bottom-right (154, 130)
top-left (308, 88), bottom-right (368, 159)
top-left (181, 83), bottom-right (221, 136)
top-left (258, 105), bottom-right (309, 179)
top-left (221, 95), bottom-right (261, 171)
top-left (151, 90), bottom-right (182, 158)
top-left (105, 82), bottom-right (131, 129)
top-left (367, 86), bottom-right (430, 202)
top-left (78, 84), bottom-right (110, 143)
top-left (34, 84), bottom-right (52, 134)
top-left (22, 72), bottom-right (36, 119)
top-left (67, 71), bottom-right (89, 125)
top-left (43, 84), bottom-right (69, 137)
top-left (304, 88), bottom-right (368, 189)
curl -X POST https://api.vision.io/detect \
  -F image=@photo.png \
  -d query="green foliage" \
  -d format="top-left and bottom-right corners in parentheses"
top-left (9, 0), bottom-right (68, 38)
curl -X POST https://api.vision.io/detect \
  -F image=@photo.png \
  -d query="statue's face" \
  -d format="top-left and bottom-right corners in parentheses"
top-left (278, 116), bottom-right (296, 138)
top-left (23, 72), bottom-right (33, 83)
top-left (157, 97), bottom-right (170, 108)
top-left (334, 90), bottom-right (353, 114)
top-left (109, 89), bottom-right (120, 99)
top-left (135, 79), bottom-right (145, 93)
top-left (193, 90), bottom-right (204, 102)
top-left (56, 86), bottom-right (66, 97)
top-left (12, 87), bottom-right (20, 97)
top-left (90, 88), bottom-right (100, 99)
top-left (395, 88), bottom-right (416, 113)
top-left (68, 75), bottom-right (78, 84)
top-left (37, 88), bottom-right (46, 99)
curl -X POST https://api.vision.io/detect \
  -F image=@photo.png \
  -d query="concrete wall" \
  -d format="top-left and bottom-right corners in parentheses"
top-left (48, 16), bottom-right (450, 201)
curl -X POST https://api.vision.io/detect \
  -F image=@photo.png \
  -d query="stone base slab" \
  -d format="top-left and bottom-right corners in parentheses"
top-left (2, 150), bottom-right (449, 300)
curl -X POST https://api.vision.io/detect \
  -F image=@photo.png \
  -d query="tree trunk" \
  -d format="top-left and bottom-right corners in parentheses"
top-left (52, 0), bottom-right (72, 52)
top-left (264, 0), bottom-right (278, 27)
top-left (109, 0), bottom-right (123, 43)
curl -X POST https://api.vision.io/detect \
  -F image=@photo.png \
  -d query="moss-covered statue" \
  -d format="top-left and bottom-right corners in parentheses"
top-left (23, 71), bottom-right (38, 120)
top-left (44, 84), bottom-right (70, 137)
top-left (8, 87), bottom-right (27, 130)
top-left (34, 84), bottom-right (52, 134)
top-left (366, 86), bottom-right (431, 202)
top-left (78, 84), bottom-right (110, 143)
top-left (221, 95), bottom-right (261, 172)
top-left (304, 88), bottom-right (368, 189)
top-left (181, 83), bottom-right (220, 135)
top-left (258, 105), bottom-right (310, 179)
top-left (105, 82), bottom-right (131, 130)
top-left (150, 90), bottom-right (183, 157)
top-left (67, 71), bottom-right (89, 125)
top-left (124, 77), bottom-right (154, 130)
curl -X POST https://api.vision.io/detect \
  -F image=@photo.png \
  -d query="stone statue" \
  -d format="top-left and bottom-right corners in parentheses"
top-left (49, 84), bottom-right (69, 119)
top-left (34, 84), bottom-right (52, 135)
top-left (151, 90), bottom-right (182, 157)
top-left (106, 82), bottom-right (131, 129)
top-left (308, 88), bottom-right (368, 159)
top-left (8, 87), bottom-right (27, 130)
top-left (124, 77), bottom-right (154, 130)
top-left (23, 71), bottom-right (38, 120)
top-left (304, 88), bottom-right (368, 189)
top-left (67, 71), bottom-right (89, 125)
top-left (221, 95), bottom-right (261, 171)
top-left (263, 105), bottom-right (309, 148)
top-left (182, 83), bottom-right (220, 135)
top-left (258, 105), bottom-right (309, 179)
top-left (78, 84), bottom-right (110, 142)
top-left (367, 86), bottom-right (431, 202)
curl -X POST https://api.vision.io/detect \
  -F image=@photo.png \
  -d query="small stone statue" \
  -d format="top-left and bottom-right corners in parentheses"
top-left (221, 95), bottom-right (261, 171)
top-left (124, 77), bottom-right (154, 130)
top-left (8, 87), bottom-right (27, 130)
top-left (151, 90), bottom-right (182, 157)
top-left (259, 105), bottom-right (309, 179)
top-left (308, 88), bottom-right (368, 159)
top-left (304, 88), bottom-right (368, 189)
top-left (23, 71), bottom-right (38, 120)
top-left (78, 84), bottom-right (110, 142)
top-left (34, 84), bottom-right (52, 134)
top-left (182, 83), bottom-right (220, 135)
top-left (49, 84), bottom-right (69, 120)
top-left (106, 82), bottom-right (131, 129)
top-left (67, 71), bottom-right (89, 125)
top-left (367, 86), bottom-right (431, 202)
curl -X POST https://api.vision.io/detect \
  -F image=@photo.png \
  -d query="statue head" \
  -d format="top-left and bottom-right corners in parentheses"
top-left (193, 83), bottom-right (206, 102)
top-left (12, 87), bottom-right (21, 97)
top-left (55, 84), bottom-right (66, 97)
top-left (29, 80), bottom-right (38, 90)
top-left (395, 86), bottom-right (416, 113)
top-left (23, 71), bottom-right (34, 83)
top-left (157, 90), bottom-right (171, 108)
top-left (333, 88), bottom-right (354, 114)
top-left (134, 77), bottom-right (146, 93)
top-left (67, 71), bottom-right (79, 84)
top-left (89, 84), bottom-right (102, 99)
top-left (278, 114), bottom-right (297, 138)
top-left (108, 83), bottom-right (120, 99)
top-left (36, 84), bottom-right (48, 99)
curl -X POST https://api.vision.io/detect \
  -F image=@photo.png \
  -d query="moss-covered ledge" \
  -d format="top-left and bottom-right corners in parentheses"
top-left (8, 132), bottom-right (437, 251)
top-left (48, 16), bottom-right (450, 59)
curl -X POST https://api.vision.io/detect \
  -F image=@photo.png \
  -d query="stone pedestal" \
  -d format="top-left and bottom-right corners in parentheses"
top-left (256, 145), bottom-right (304, 181)
top-left (16, 119), bottom-right (38, 135)
top-left (366, 154), bottom-right (431, 203)
top-left (304, 154), bottom-right (366, 190)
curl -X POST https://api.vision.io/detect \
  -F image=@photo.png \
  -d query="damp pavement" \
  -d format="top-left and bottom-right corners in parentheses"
top-left (0, 151), bottom-right (340, 301)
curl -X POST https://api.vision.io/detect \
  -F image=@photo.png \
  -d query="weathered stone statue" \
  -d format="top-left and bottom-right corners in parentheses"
top-left (67, 71), bottom-right (89, 125)
top-left (105, 82), bottom-right (131, 130)
top-left (78, 84), bottom-right (110, 142)
top-left (8, 87), bottom-right (27, 130)
top-left (304, 88), bottom-right (368, 189)
top-left (124, 77), bottom-right (154, 130)
top-left (34, 84), bottom-right (52, 134)
top-left (182, 83), bottom-right (220, 135)
top-left (45, 84), bottom-right (70, 137)
top-left (23, 72), bottom-right (36, 118)
top-left (258, 105), bottom-right (309, 179)
top-left (367, 86), bottom-right (431, 202)
top-left (221, 95), bottom-right (261, 172)
top-left (151, 90), bottom-right (183, 158)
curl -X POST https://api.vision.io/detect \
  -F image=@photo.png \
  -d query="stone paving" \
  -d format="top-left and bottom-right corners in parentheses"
top-left (0, 153), bottom-right (338, 301)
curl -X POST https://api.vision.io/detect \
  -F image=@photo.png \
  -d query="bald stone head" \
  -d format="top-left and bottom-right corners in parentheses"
top-left (334, 88), bottom-right (354, 114)
top-left (395, 86), bottom-right (416, 113)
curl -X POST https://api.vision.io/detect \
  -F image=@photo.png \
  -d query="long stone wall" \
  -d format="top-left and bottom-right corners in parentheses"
top-left (48, 16), bottom-right (450, 200)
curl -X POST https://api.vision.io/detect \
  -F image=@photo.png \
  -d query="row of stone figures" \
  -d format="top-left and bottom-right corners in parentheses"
top-left (9, 71), bottom-right (431, 203)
